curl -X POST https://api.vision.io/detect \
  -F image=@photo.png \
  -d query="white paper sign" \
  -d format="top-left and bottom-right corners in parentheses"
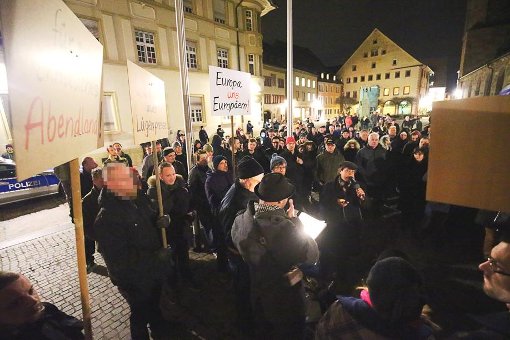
top-left (127, 60), bottom-right (168, 145)
top-left (209, 66), bottom-right (251, 116)
top-left (0, 0), bottom-right (103, 180)
top-left (299, 212), bottom-right (327, 239)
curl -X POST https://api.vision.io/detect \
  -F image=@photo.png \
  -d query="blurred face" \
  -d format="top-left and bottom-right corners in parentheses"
top-left (160, 166), bottom-right (177, 185)
top-left (174, 145), bottom-right (182, 154)
top-left (197, 153), bottom-right (208, 166)
top-left (156, 144), bottom-right (162, 153)
top-left (6, 146), bottom-right (13, 154)
top-left (479, 242), bottom-right (510, 303)
top-left (339, 167), bottom-right (356, 181)
top-left (272, 139), bottom-right (279, 148)
top-left (368, 134), bottom-right (379, 148)
top-left (413, 151), bottom-right (424, 162)
top-left (325, 143), bottom-right (336, 153)
top-left (342, 132), bottom-right (349, 139)
top-left (113, 143), bottom-right (122, 153)
top-left (0, 275), bottom-right (44, 326)
top-left (105, 164), bottom-right (138, 199)
top-left (400, 132), bottom-right (408, 140)
top-left (388, 126), bottom-right (397, 137)
top-left (272, 163), bottom-right (286, 175)
top-left (83, 157), bottom-right (98, 172)
top-left (234, 139), bottom-right (241, 151)
top-left (279, 140), bottom-right (285, 148)
top-left (164, 152), bottom-right (176, 163)
top-left (419, 138), bottom-right (429, 148)
top-left (248, 141), bottom-right (257, 151)
top-left (145, 146), bottom-right (153, 155)
top-left (411, 134), bottom-right (420, 142)
top-left (329, 126), bottom-right (335, 133)
top-left (107, 146), bottom-right (118, 157)
top-left (360, 131), bottom-right (368, 141)
top-left (349, 142), bottom-right (357, 149)
top-left (286, 141), bottom-right (295, 152)
top-left (92, 176), bottom-right (104, 189)
top-left (217, 159), bottom-right (228, 172)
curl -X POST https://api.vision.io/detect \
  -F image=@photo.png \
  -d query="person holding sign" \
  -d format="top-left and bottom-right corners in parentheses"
top-left (231, 173), bottom-right (319, 339)
top-left (94, 163), bottom-right (174, 340)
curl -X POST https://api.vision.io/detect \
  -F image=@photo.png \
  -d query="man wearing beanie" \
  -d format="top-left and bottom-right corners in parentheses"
top-left (162, 147), bottom-right (188, 181)
top-left (316, 257), bottom-right (433, 339)
top-left (231, 173), bottom-right (319, 339)
top-left (241, 138), bottom-right (270, 173)
top-left (218, 156), bottom-right (265, 336)
top-left (205, 155), bottom-right (233, 272)
top-left (270, 153), bottom-right (287, 175)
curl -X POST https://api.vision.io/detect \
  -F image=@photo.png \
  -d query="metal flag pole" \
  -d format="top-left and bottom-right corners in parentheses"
top-left (151, 141), bottom-right (168, 248)
top-left (286, 0), bottom-right (293, 136)
top-left (174, 0), bottom-right (193, 174)
top-left (69, 158), bottom-right (92, 340)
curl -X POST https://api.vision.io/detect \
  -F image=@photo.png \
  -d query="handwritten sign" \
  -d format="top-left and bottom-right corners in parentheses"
top-left (0, 0), bottom-right (103, 180)
top-left (209, 66), bottom-right (251, 117)
top-left (127, 60), bottom-right (168, 145)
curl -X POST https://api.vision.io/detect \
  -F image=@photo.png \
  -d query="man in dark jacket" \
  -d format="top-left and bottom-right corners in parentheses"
top-left (80, 157), bottom-right (97, 198)
top-left (199, 126), bottom-right (209, 145)
top-left (162, 147), bottom-right (188, 181)
top-left (355, 132), bottom-right (388, 213)
top-left (242, 138), bottom-right (269, 173)
top-left (315, 138), bottom-right (345, 188)
top-left (0, 272), bottom-right (84, 339)
top-left (218, 156), bottom-right (264, 335)
top-left (82, 168), bottom-right (104, 273)
top-left (205, 155), bottom-right (234, 272)
top-left (147, 162), bottom-right (195, 286)
top-left (232, 173), bottom-right (319, 339)
top-left (281, 136), bottom-right (306, 210)
top-left (188, 150), bottom-right (214, 250)
top-left (94, 163), bottom-right (173, 340)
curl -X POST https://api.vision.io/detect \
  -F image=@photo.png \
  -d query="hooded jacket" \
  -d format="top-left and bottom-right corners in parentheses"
top-left (231, 201), bottom-right (319, 323)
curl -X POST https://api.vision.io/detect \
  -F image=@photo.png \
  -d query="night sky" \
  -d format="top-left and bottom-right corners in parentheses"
top-left (262, 0), bottom-right (467, 89)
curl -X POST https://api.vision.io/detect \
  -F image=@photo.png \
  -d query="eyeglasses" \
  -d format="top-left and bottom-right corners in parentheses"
top-left (486, 257), bottom-right (510, 277)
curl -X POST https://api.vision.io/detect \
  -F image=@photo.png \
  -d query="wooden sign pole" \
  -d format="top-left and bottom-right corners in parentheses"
top-left (151, 141), bottom-right (168, 248)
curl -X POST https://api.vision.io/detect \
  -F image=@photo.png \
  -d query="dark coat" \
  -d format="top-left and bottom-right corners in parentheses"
top-left (218, 180), bottom-right (258, 247)
top-left (171, 159), bottom-right (188, 182)
top-left (281, 149), bottom-right (305, 190)
top-left (398, 155), bottom-right (428, 222)
top-left (242, 149), bottom-right (269, 173)
top-left (94, 189), bottom-right (172, 297)
top-left (82, 186), bottom-right (101, 240)
top-left (79, 170), bottom-right (93, 199)
top-left (147, 175), bottom-right (191, 239)
top-left (205, 170), bottom-right (234, 214)
top-left (188, 164), bottom-right (210, 212)
top-left (231, 202), bottom-right (319, 326)
top-left (355, 145), bottom-right (388, 187)
top-left (199, 129), bottom-right (209, 144)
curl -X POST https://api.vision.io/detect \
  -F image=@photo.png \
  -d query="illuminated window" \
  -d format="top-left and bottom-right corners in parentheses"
top-left (295, 76), bottom-right (299, 86)
top-left (312, 80), bottom-right (316, 88)
top-left (307, 93), bottom-right (311, 101)
top-left (245, 9), bottom-right (253, 31)
top-left (393, 87), bottom-right (400, 95)
top-left (301, 77), bottom-right (305, 86)
top-left (135, 30), bottom-right (157, 64)
top-left (217, 48), bottom-right (229, 68)
top-left (307, 79), bottom-right (311, 87)
top-left (102, 92), bottom-right (121, 132)
top-left (248, 54), bottom-right (255, 75)
top-left (383, 88), bottom-right (389, 96)
top-left (190, 96), bottom-right (205, 123)
top-left (403, 86), bottom-right (410, 95)
top-left (186, 41), bottom-right (198, 69)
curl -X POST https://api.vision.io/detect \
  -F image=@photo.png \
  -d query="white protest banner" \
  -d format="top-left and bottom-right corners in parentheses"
top-left (209, 66), bottom-right (251, 116)
top-left (127, 60), bottom-right (168, 145)
top-left (0, 0), bottom-right (103, 180)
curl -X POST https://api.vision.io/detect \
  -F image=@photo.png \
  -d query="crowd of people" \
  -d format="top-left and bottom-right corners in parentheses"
top-left (2, 112), bottom-right (509, 339)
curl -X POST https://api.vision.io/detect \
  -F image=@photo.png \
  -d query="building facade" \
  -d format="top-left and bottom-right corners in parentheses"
top-left (337, 29), bottom-right (432, 117)
top-left (24, 0), bottom-right (275, 151)
top-left (293, 69), bottom-right (318, 122)
top-left (457, 0), bottom-right (510, 98)
top-left (262, 64), bottom-right (286, 122)
top-left (317, 72), bottom-right (341, 120)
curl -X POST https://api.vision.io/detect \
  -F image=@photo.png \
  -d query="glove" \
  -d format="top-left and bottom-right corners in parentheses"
top-left (156, 214), bottom-right (171, 229)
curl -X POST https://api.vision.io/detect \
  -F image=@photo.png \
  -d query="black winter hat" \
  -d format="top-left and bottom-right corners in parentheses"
top-left (237, 156), bottom-right (264, 179)
top-left (367, 257), bottom-right (424, 324)
top-left (213, 155), bottom-right (227, 170)
top-left (255, 173), bottom-right (295, 202)
top-left (162, 147), bottom-right (175, 157)
top-left (339, 161), bottom-right (358, 171)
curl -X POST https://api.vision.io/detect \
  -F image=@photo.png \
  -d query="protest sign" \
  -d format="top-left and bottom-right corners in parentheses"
top-left (127, 60), bottom-right (168, 145)
top-left (209, 66), bottom-right (251, 116)
top-left (0, 0), bottom-right (103, 180)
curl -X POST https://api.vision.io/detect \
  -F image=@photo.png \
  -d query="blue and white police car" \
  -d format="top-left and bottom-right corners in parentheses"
top-left (0, 157), bottom-right (61, 205)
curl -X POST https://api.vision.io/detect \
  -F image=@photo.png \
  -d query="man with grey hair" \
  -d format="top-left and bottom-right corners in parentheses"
top-left (355, 132), bottom-right (388, 214)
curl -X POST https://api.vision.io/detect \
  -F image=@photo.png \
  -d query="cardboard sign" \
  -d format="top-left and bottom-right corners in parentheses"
top-left (0, 0), bottom-right (103, 180)
top-left (427, 96), bottom-right (510, 213)
top-left (209, 66), bottom-right (251, 116)
top-left (127, 60), bottom-right (168, 145)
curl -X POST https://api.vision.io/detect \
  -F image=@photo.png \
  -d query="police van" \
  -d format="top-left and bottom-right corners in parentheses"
top-left (0, 157), bottom-right (61, 205)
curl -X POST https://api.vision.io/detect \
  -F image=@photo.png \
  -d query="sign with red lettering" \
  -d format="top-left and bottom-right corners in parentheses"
top-left (127, 60), bottom-right (168, 145)
top-left (209, 66), bottom-right (251, 117)
top-left (0, 0), bottom-right (103, 180)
